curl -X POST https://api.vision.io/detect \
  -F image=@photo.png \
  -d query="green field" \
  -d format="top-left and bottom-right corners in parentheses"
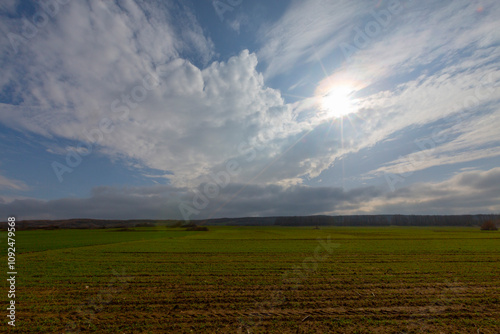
top-left (2, 226), bottom-right (499, 333)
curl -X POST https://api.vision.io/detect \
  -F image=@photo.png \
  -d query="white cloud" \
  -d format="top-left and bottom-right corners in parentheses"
top-left (268, 0), bottom-right (500, 181)
top-left (0, 173), bottom-right (28, 191)
top-left (258, 0), bottom-right (362, 79)
top-left (1, 0), bottom-right (500, 202)
top-left (368, 106), bottom-right (500, 177)
top-left (0, 1), bottom-right (307, 187)
top-left (227, 18), bottom-right (241, 34)
top-left (365, 167), bottom-right (500, 214)
top-left (1, 0), bottom-right (330, 189)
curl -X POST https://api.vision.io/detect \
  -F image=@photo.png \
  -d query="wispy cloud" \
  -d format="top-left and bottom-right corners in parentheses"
top-left (270, 0), bottom-right (500, 182)
top-left (0, 172), bottom-right (28, 191)
top-left (258, 0), bottom-right (362, 79)
top-left (365, 167), bottom-right (500, 214)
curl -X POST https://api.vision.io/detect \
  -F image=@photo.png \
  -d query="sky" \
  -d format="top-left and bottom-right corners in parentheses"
top-left (0, 0), bottom-right (499, 220)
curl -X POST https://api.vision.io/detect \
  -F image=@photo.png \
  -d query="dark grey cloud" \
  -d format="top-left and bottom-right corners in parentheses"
top-left (372, 167), bottom-right (500, 214)
top-left (0, 183), bottom-right (380, 220)
top-left (1, 167), bottom-right (498, 220)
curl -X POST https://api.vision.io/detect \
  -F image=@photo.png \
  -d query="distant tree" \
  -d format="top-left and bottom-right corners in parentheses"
top-left (481, 220), bottom-right (498, 231)
top-left (135, 222), bottom-right (155, 228)
top-left (171, 221), bottom-right (183, 228)
top-left (185, 226), bottom-right (209, 231)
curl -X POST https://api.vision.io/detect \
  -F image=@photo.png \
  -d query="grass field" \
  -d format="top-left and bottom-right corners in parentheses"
top-left (2, 226), bottom-right (499, 333)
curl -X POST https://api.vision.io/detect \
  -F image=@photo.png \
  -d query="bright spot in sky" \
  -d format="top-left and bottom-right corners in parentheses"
top-left (319, 85), bottom-right (358, 119)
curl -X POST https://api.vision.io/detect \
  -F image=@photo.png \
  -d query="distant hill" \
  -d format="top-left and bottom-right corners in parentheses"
top-left (2, 214), bottom-right (499, 230)
top-left (271, 215), bottom-right (500, 227)
top-left (0, 219), bottom-right (179, 230)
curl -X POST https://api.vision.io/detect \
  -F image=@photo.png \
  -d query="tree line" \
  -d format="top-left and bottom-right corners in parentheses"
top-left (273, 215), bottom-right (500, 227)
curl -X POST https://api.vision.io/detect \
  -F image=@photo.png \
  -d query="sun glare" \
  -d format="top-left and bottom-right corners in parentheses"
top-left (319, 85), bottom-right (357, 119)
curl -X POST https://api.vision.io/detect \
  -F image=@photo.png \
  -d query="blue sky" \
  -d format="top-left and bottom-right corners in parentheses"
top-left (0, 0), bottom-right (499, 220)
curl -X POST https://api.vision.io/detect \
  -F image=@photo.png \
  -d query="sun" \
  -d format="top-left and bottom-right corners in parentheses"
top-left (318, 85), bottom-right (357, 119)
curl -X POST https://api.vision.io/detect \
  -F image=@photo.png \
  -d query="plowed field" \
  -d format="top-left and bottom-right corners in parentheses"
top-left (2, 227), bottom-right (499, 333)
